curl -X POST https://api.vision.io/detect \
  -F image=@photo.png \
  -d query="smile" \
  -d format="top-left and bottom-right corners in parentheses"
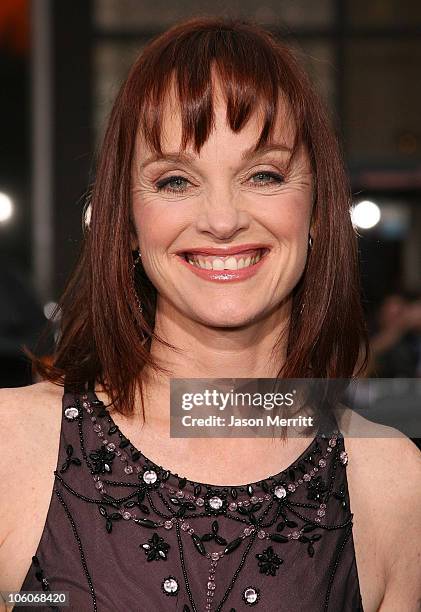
top-left (176, 248), bottom-right (270, 282)
top-left (183, 248), bottom-right (266, 270)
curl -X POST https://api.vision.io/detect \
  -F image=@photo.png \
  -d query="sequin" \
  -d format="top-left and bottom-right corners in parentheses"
top-left (340, 451), bottom-right (348, 465)
top-left (209, 496), bottom-right (223, 509)
top-left (64, 406), bottom-right (79, 421)
top-left (161, 576), bottom-right (179, 595)
top-left (243, 586), bottom-right (260, 605)
top-left (274, 485), bottom-right (287, 499)
top-left (143, 470), bottom-right (158, 485)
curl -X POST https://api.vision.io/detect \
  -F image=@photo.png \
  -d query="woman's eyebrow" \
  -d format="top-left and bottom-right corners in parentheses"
top-left (139, 143), bottom-right (293, 170)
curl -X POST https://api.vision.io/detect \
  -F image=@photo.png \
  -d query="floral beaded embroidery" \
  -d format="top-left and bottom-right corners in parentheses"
top-left (56, 390), bottom-right (356, 611)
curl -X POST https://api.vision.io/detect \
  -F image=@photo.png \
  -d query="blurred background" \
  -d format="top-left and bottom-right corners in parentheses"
top-left (1, 0), bottom-right (421, 389)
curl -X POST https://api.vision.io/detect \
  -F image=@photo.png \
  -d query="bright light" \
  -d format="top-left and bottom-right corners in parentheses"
top-left (0, 192), bottom-right (13, 222)
top-left (351, 200), bottom-right (381, 229)
top-left (43, 301), bottom-right (60, 320)
top-left (83, 202), bottom-right (91, 228)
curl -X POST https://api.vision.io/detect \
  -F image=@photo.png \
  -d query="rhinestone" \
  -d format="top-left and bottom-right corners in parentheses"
top-left (250, 496), bottom-right (259, 503)
top-left (291, 531), bottom-right (300, 539)
top-left (143, 470), bottom-right (158, 485)
top-left (196, 497), bottom-right (205, 506)
top-left (257, 530), bottom-right (266, 539)
top-left (329, 439), bottom-right (337, 447)
top-left (164, 521), bottom-right (173, 529)
top-left (318, 459), bottom-right (327, 467)
top-left (309, 469), bottom-right (315, 476)
top-left (340, 451), bottom-right (348, 465)
top-left (100, 488), bottom-right (107, 494)
top-left (93, 424), bottom-right (102, 433)
top-left (82, 401), bottom-right (89, 408)
top-left (93, 475), bottom-right (100, 481)
top-left (244, 527), bottom-right (253, 536)
top-left (243, 587), bottom-right (259, 605)
top-left (229, 502), bottom-right (237, 511)
top-left (86, 406), bottom-right (93, 414)
top-left (91, 417), bottom-right (96, 422)
top-left (317, 509), bottom-right (326, 517)
top-left (209, 496), bottom-right (223, 510)
top-left (242, 500), bottom-right (250, 507)
top-left (122, 511), bottom-right (131, 520)
top-left (320, 503), bottom-right (327, 509)
top-left (327, 447), bottom-right (332, 452)
top-left (120, 453), bottom-right (127, 461)
top-left (258, 497), bottom-right (264, 502)
top-left (98, 432), bottom-right (104, 437)
top-left (298, 479), bottom-right (303, 484)
top-left (124, 465), bottom-right (133, 475)
top-left (207, 581), bottom-right (216, 590)
top-left (181, 522), bottom-right (190, 531)
top-left (176, 490), bottom-right (185, 498)
top-left (264, 493), bottom-right (272, 500)
top-left (188, 528), bottom-right (194, 534)
top-left (95, 481), bottom-right (103, 489)
top-left (102, 439), bottom-right (108, 445)
top-left (274, 485), bottom-right (287, 499)
top-left (287, 483), bottom-right (296, 492)
top-left (162, 577), bottom-right (178, 594)
top-left (64, 407), bottom-right (79, 420)
top-left (106, 443), bottom-right (116, 452)
top-left (315, 517), bottom-right (321, 522)
top-left (313, 467), bottom-right (319, 472)
top-left (211, 552), bottom-right (219, 560)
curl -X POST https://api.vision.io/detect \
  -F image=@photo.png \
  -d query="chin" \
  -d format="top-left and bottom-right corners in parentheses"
top-left (194, 306), bottom-right (259, 328)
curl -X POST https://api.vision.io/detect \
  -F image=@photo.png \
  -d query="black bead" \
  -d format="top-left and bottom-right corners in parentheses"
top-left (194, 484), bottom-right (202, 496)
top-left (224, 537), bottom-right (242, 554)
top-left (191, 533), bottom-right (206, 556)
top-left (133, 518), bottom-right (159, 528)
top-left (230, 487), bottom-right (238, 499)
top-left (269, 533), bottom-right (288, 543)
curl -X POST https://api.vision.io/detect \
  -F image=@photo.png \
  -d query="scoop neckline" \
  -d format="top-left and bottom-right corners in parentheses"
top-left (85, 388), bottom-right (327, 491)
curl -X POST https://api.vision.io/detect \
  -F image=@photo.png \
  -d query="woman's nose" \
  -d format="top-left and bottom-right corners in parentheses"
top-left (195, 189), bottom-right (251, 239)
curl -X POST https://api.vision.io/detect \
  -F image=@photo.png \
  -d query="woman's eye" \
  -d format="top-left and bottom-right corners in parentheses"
top-left (249, 171), bottom-right (284, 187)
top-left (154, 171), bottom-right (284, 195)
top-left (155, 176), bottom-right (189, 193)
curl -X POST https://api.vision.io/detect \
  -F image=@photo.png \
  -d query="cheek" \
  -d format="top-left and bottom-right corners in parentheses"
top-left (132, 202), bottom-right (185, 251)
top-left (255, 194), bottom-right (311, 244)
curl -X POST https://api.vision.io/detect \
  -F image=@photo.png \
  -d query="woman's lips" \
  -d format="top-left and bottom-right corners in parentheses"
top-left (176, 248), bottom-right (270, 282)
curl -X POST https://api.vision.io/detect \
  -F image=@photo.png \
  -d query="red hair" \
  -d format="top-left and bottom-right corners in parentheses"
top-left (25, 17), bottom-right (370, 417)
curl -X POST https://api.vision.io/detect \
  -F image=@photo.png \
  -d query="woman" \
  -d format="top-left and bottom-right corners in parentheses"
top-left (1, 17), bottom-right (420, 612)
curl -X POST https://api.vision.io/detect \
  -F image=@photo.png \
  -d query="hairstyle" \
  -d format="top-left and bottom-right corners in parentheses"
top-left (25, 16), bottom-right (370, 418)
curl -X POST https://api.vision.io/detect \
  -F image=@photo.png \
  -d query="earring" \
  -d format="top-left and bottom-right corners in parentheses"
top-left (132, 248), bottom-right (143, 313)
top-left (308, 235), bottom-right (313, 249)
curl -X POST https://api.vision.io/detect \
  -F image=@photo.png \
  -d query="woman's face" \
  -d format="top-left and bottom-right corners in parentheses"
top-left (130, 82), bottom-right (314, 328)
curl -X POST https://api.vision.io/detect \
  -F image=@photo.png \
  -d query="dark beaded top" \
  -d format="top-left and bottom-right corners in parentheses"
top-left (18, 381), bottom-right (364, 611)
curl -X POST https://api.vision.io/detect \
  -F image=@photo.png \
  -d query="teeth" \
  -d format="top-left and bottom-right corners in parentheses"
top-left (185, 250), bottom-right (264, 270)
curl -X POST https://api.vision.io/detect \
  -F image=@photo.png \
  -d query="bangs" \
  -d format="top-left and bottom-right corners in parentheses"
top-left (135, 20), bottom-right (307, 163)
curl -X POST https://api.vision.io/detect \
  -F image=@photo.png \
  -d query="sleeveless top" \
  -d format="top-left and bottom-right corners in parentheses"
top-left (19, 382), bottom-right (364, 611)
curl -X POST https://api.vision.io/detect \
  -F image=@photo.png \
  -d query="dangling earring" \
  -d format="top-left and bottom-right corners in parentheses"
top-left (308, 235), bottom-right (313, 249)
top-left (132, 248), bottom-right (143, 313)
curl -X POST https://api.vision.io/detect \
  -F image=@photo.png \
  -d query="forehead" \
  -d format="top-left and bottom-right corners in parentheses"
top-left (135, 70), bottom-right (297, 160)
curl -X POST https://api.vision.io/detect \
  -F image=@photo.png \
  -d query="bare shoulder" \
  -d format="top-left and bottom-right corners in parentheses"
top-left (0, 381), bottom-right (64, 537)
top-left (335, 405), bottom-right (421, 609)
